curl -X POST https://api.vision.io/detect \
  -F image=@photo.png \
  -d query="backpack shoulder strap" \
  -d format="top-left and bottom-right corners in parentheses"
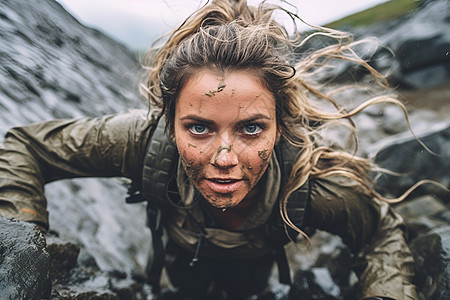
top-left (125, 116), bottom-right (178, 207)
top-left (127, 116), bottom-right (178, 292)
top-left (266, 139), bottom-right (310, 243)
top-left (267, 139), bottom-right (310, 285)
top-left (141, 117), bottom-right (179, 209)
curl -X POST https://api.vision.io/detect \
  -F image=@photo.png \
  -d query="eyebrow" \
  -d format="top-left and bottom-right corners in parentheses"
top-left (179, 114), bottom-right (272, 125)
top-left (236, 114), bottom-right (273, 125)
top-left (179, 115), bottom-right (215, 125)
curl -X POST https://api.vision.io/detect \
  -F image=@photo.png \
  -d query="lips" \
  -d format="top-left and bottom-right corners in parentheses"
top-left (205, 178), bottom-right (243, 194)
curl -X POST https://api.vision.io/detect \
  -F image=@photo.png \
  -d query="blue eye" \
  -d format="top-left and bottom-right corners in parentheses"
top-left (242, 124), bottom-right (262, 135)
top-left (190, 124), bottom-right (209, 135)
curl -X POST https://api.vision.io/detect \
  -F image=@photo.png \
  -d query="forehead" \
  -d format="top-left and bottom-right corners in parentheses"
top-left (176, 70), bottom-right (276, 119)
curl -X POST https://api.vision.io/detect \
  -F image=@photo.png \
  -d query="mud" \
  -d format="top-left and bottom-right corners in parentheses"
top-left (180, 150), bottom-right (205, 183)
top-left (258, 149), bottom-right (269, 161)
top-left (205, 81), bottom-right (227, 97)
top-left (213, 144), bottom-right (233, 164)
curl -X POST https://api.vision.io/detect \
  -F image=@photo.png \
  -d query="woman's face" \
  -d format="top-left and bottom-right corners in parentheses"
top-left (174, 69), bottom-right (278, 209)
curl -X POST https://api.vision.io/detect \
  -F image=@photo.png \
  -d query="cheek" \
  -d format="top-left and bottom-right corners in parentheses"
top-left (176, 137), bottom-right (209, 178)
top-left (240, 140), bottom-right (274, 178)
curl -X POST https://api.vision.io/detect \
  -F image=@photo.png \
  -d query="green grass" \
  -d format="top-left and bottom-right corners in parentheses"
top-left (325, 0), bottom-right (421, 29)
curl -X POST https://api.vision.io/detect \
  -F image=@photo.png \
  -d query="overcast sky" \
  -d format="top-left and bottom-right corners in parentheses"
top-left (56, 0), bottom-right (389, 50)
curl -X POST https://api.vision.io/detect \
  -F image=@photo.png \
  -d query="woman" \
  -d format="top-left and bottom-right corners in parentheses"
top-left (0, 0), bottom-right (418, 299)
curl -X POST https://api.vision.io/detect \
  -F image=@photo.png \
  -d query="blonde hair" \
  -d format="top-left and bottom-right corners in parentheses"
top-left (141, 0), bottom-right (417, 237)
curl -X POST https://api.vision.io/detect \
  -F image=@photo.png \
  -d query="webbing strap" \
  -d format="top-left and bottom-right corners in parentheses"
top-left (141, 118), bottom-right (178, 211)
top-left (275, 244), bottom-right (292, 285)
top-left (145, 204), bottom-right (164, 292)
top-left (141, 117), bottom-right (177, 289)
top-left (269, 140), bottom-right (310, 243)
top-left (271, 140), bottom-right (310, 285)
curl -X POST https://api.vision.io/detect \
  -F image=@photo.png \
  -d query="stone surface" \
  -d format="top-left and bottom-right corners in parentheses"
top-left (370, 123), bottom-right (450, 199)
top-left (46, 235), bottom-right (80, 279)
top-left (318, 0), bottom-right (450, 90)
top-left (0, 0), bottom-right (151, 275)
top-left (289, 268), bottom-right (349, 300)
top-left (0, 216), bottom-right (50, 300)
top-left (409, 226), bottom-right (450, 300)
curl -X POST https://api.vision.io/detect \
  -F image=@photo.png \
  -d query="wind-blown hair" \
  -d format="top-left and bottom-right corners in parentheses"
top-left (141, 0), bottom-right (413, 236)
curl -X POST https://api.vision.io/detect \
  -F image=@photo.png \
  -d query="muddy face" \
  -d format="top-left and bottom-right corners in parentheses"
top-left (174, 70), bottom-right (278, 209)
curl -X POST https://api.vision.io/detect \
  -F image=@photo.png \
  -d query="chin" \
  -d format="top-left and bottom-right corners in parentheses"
top-left (204, 193), bottom-right (244, 209)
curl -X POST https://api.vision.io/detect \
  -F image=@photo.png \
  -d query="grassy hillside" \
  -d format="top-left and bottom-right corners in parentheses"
top-left (325, 0), bottom-right (421, 29)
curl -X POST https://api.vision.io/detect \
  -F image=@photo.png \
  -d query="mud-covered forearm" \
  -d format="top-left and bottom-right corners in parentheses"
top-left (353, 202), bottom-right (418, 300)
top-left (303, 176), bottom-right (418, 300)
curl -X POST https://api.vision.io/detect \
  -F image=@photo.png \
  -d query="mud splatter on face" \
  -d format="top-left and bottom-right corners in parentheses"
top-left (180, 151), bottom-right (205, 183)
top-left (258, 149), bottom-right (269, 161)
top-left (255, 150), bottom-right (271, 183)
top-left (205, 81), bottom-right (226, 97)
top-left (174, 70), bottom-right (278, 209)
top-left (217, 81), bottom-right (226, 92)
top-left (213, 145), bottom-right (232, 164)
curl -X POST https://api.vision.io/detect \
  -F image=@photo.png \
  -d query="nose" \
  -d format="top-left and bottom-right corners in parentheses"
top-left (210, 139), bottom-right (238, 169)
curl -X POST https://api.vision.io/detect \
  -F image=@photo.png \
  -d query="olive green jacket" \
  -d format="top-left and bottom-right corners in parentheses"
top-left (0, 110), bottom-right (417, 299)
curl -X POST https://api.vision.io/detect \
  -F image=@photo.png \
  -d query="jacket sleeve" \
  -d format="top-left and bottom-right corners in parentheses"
top-left (0, 109), bottom-right (156, 229)
top-left (303, 176), bottom-right (418, 300)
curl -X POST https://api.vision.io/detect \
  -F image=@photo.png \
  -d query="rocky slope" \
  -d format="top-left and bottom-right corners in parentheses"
top-left (0, 0), bottom-right (449, 299)
top-left (0, 0), bottom-right (150, 275)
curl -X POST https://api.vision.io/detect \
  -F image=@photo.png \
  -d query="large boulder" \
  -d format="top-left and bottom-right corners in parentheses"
top-left (380, 0), bottom-right (450, 89)
top-left (319, 0), bottom-right (450, 89)
top-left (409, 226), bottom-right (450, 300)
top-left (0, 216), bottom-right (50, 300)
top-left (0, 0), bottom-right (151, 275)
top-left (369, 122), bottom-right (450, 199)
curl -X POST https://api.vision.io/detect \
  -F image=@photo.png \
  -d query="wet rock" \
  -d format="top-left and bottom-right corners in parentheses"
top-left (0, 0), bottom-right (151, 274)
top-left (380, 105), bottom-right (409, 134)
top-left (391, 191), bottom-right (450, 300)
top-left (369, 122), bottom-right (450, 198)
top-left (48, 238), bottom-right (153, 300)
top-left (437, 210), bottom-right (450, 224)
top-left (386, 0), bottom-right (450, 89)
top-left (325, 0), bottom-right (450, 89)
top-left (289, 268), bottom-right (347, 300)
top-left (109, 276), bottom-right (150, 300)
top-left (396, 195), bottom-right (447, 220)
top-left (0, 216), bottom-right (51, 300)
top-left (409, 226), bottom-right (450, 300)
top-left (46, 235), bottom-right (80, 279)
top-left (284, 232), bottom-right (358, 300)
top-left (395, 195), bottom-right (448, 239)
